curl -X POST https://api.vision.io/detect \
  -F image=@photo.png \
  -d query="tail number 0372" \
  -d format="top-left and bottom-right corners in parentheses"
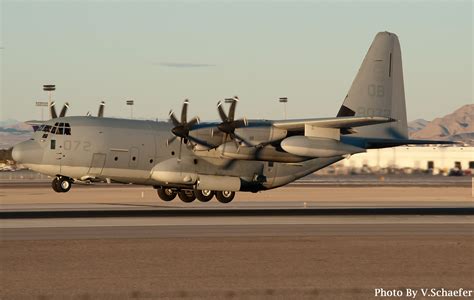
top-left (63, 140), bottom-right (91, 152)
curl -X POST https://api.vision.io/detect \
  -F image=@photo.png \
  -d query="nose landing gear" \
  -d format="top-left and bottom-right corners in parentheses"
top-left (52, 176), bottom-right (72, 193)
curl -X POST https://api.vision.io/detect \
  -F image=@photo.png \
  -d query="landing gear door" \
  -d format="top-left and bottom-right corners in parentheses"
top-left (88, 153), bottom-right (106, 176)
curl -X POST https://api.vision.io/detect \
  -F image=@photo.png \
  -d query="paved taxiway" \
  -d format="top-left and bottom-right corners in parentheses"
top-left (1, 182), bottom-right (473, 299)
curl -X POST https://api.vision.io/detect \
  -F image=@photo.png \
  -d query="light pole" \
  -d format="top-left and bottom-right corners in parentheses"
top-left (43, 84), bottom-right (55, 109)
top-left (126, 100), bottom-right (134, 119)
top-left (35, 101), bottom-right (48, 120)
top-left (279, 97), bottom-right (288, 119)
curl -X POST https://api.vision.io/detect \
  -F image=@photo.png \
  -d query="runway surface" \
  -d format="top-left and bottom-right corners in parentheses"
top-left (1, 182), bottom-right (473, 299)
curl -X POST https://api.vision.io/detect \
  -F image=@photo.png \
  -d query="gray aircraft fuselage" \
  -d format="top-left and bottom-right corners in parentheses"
top-left (15, 116), bottom-right (341, 192)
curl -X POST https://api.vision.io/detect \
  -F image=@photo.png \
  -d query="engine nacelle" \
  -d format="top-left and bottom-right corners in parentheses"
top-left (281, 136), bottom-right (365, 158)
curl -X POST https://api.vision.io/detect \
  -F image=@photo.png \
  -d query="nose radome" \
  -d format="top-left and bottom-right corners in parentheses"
top-left (12, 140), bottom-right (41, 164)
top-left (12, 142), bottom-right (24, 163)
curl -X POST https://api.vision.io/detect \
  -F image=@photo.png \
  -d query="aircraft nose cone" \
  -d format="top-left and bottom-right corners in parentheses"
top-left (12, 140), bottom-right (41, 164)
top-left (12, 143), bottom-right (24, 163)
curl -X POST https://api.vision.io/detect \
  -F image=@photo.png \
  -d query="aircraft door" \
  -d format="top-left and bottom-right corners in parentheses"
top-left (129, 147), bottom-right (139, 168)
top-left (44, 138), bottom-right (62, 175)
top-left (52, 140), bottom-right (63, 173)
top-left (88, 153), bottom-right (106, 176)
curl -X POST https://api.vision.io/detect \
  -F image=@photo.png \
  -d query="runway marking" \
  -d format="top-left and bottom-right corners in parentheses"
top-left (1, 207), bottom-right (473, 220)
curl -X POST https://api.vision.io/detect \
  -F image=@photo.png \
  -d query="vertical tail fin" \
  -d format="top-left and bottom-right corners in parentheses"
top-left (337, 31), bottom-right (408, 139)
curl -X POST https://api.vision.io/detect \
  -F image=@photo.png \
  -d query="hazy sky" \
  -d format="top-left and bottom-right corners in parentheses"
top-left (1, 0), bottom-right (472, 122)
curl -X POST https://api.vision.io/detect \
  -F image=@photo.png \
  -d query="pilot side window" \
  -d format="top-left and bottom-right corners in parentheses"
top-left (64, 123), bottom-right (71, 135)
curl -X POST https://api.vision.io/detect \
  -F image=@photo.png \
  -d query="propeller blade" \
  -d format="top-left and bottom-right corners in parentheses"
top-left (181, 99), bottom-right (189, 123)
top-left (169, 111), bottom-right (180, 127)
top-left (166, 136), bottom-right (177, 146)
top-left (187, 135), bottom-right (214, 149)
top-left (59, 102), bottom-right (69, 118)
top-left (228, 98), bottom-right (238, 121)
top-left (220, 133), bottom-right (229, 155)
top-left (234, 118), bottom-right (248, 128)
top-left (98, 101), bottom-right (105, 117)
top-left (231, 135), bottom-right (240, 150)
top-left (178, 139), bottom-right (183, 161)
top-left (232, 132), bottom-right (253, 147)
top-left (50, 102), bottom-right (57, 119)
top-left (187, 116), bottom-right (200, 128)
top-left (217, 101), bottom-right (228, 122)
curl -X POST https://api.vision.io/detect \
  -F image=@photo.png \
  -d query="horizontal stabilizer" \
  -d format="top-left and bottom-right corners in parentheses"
top-left (273, 116), bottom-right (395, 131)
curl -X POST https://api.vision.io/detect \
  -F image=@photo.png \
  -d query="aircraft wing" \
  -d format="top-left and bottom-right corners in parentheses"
top-left (273, 116), bottom-right (395, 131)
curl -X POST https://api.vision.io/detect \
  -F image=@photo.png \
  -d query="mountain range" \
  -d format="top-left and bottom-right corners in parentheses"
top-left (1, 104), bottom-right (472, 149)
top-left (408, 104), bottom-right (474, 144)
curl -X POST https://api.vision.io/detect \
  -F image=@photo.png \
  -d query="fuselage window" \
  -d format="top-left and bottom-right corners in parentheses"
top-left (50, 140), bottom-right (56, 150)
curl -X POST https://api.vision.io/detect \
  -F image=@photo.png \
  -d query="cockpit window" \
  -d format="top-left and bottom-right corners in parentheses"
top-left (46, 123), bottom-right (71, 135)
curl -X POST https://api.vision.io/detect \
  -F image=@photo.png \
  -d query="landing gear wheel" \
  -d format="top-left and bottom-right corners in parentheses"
top-left (157, 187), bottom-right (176, 201)
top-left (215, 191), bottom-right (235, 203)
top-left (178, 190), bottom-right (196, 203)
top-left (51, 178), bottom-right (61, 193)
top-left (194, 189), bottom-right (214, 202)
top-left (52, 177), bottom-right (72, 193)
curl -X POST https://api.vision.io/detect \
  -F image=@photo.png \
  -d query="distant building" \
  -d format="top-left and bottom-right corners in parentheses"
top-left (335, 146), bottom-right (474, 174)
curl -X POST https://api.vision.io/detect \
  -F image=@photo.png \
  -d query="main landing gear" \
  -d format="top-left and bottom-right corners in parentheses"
top-left (155, 187), bottom-right (235, 204)
top-left (52, 176), bottom-right (72, 193)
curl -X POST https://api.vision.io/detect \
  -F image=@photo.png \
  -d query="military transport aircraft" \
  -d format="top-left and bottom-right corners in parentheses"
top-left (12, 32), bottom-right (451, 203)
